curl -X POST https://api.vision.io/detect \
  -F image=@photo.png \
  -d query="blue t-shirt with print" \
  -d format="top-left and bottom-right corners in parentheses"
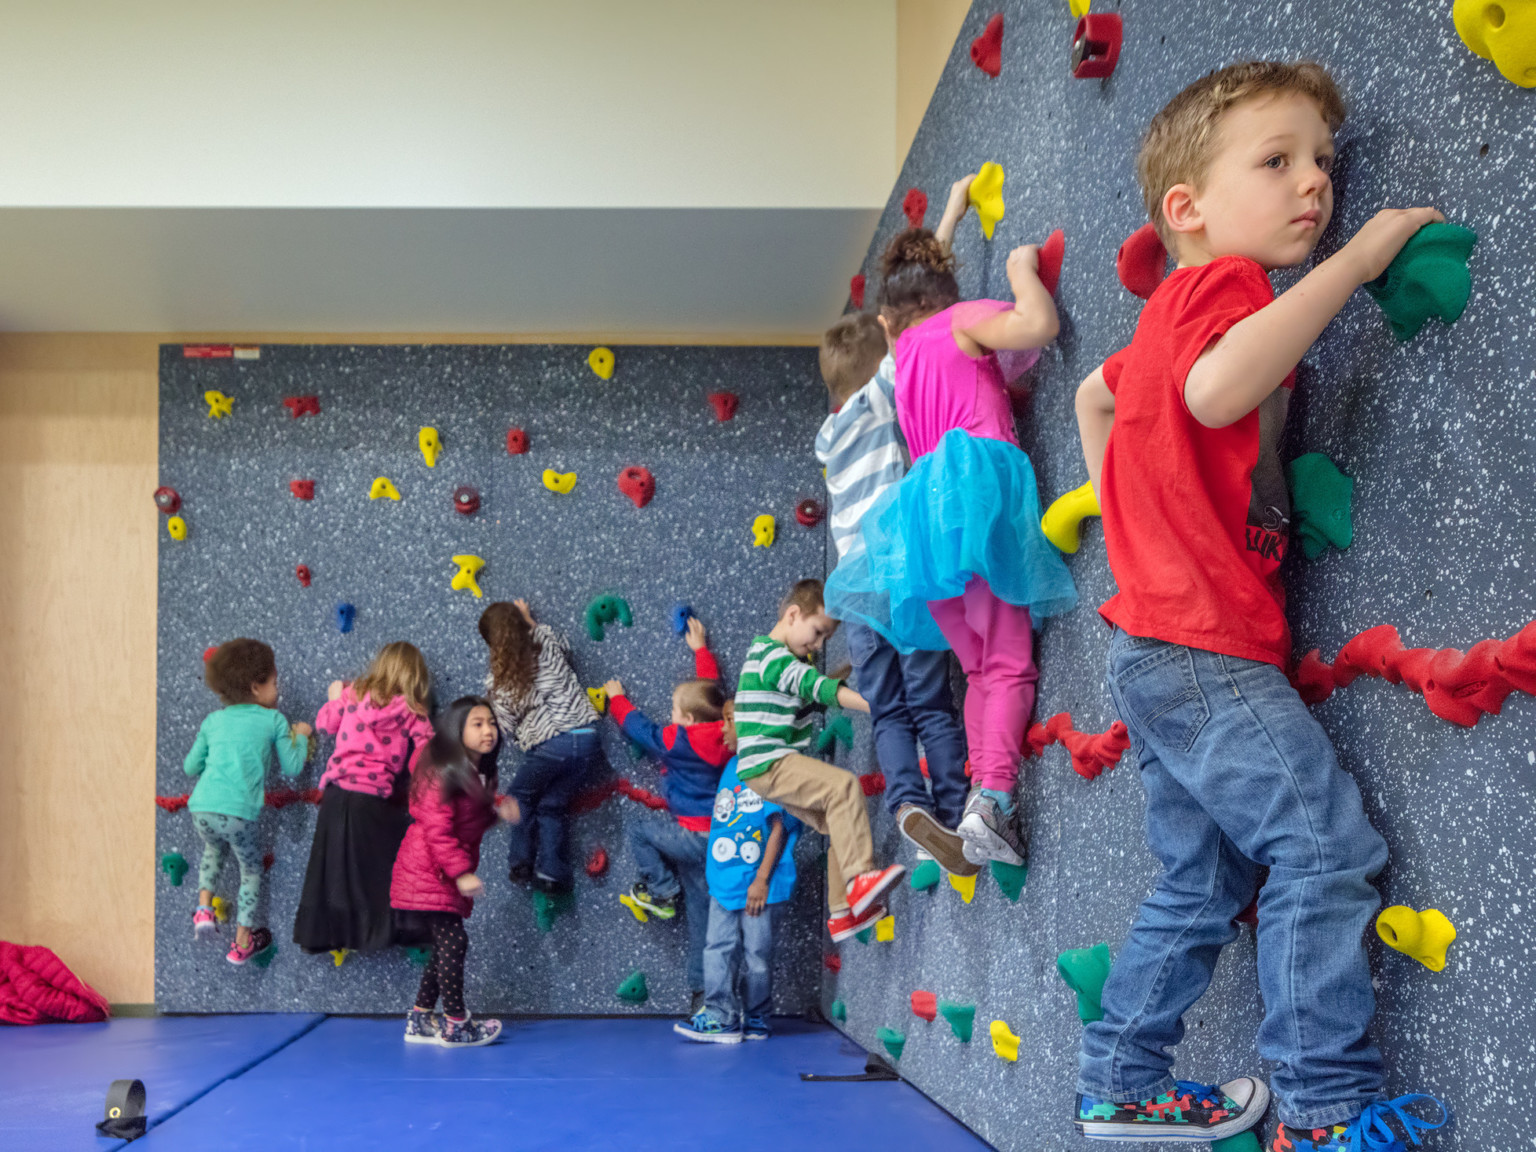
top-left (707, 757), bottom-right (801, 911)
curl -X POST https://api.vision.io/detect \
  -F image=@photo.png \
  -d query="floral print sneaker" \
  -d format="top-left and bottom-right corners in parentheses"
top-left (1075, 1077), bottom-right (1269, 1141)
top-left (404, 1006), bottom-right (443, 1045)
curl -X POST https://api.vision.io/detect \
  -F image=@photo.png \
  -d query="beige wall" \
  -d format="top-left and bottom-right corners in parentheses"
top-left (897, 0), bottom-right (972, 171)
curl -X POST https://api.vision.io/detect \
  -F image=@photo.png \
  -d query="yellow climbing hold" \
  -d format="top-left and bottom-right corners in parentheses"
top-left (1069, 0), bottom-right (1090, 16)
top-left (588, 347), bottom-right (616, 380)
top-left (450, 554), bottom-right (485, 599)
top-left (752, 514), bottom-right (776, 548)
top-left (1454, 0), bottom-right (1536, 88)
top-left (587, 686), bottom-right (608, 714)
top-left (166, 515), bottom-right (188, 541)
top-left (418, 426), bottom-right (440, 468)
top-left (211, 896), bottom-right (231, 922)
top-left (969, 162), bottom-right (1006, 241)
top-left (990, 1019), bottom-right (1020, 1061)
top-left (543, 469), bottom-right (577, 495)
top-left (619, 893), bottom-right (650, 923)
top-left (369, 477), bottom-right (401, 501)
top-left (204, 390), bottom-right (234, 418)
top-left (1041, 481), bottom-right (1101, 554)
top-left (949, 872), bottom-right (977, 903)
top-left (330, 948), bottom-right (349, 967)
top-left (874, 915), bottom-right (895, 942)
top-left (1376, 905), bottom-right (1457, 972)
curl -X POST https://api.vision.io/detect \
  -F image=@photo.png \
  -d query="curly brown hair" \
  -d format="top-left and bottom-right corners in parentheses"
top-left (205, 638), bottom-right (277, 705)
top-left (479, 602), bottom-right (540, 705)
top-left (879, 227), bottom-right (961, 338)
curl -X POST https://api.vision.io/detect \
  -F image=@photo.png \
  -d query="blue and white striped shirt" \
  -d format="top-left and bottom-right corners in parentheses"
top-left (814, 355), bottom-right (908, 560)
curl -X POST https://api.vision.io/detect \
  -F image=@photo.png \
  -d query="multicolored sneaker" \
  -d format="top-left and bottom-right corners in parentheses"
top-left (437, 1014), bottom-right (502, 1047)
top-left (1272, 1095), bottom-right (1448, 1152)
top-left (898, 804), bottom-right (978, 876)
top-left (193, 907), bottom-right (218, 940)
top-left (827, 903), bottom-right (884, 943)
top-left (629, 882), bottom-right (677, 920)
top-left (404, 1006), bottom-right (443, 1045)
top-left (673, 1011), bottom-right (743, 1044)
top-left (1074, 1077), bottom-right (1269, 1142)
top-left (226, 937), bottom-right (259, 966)
top-left (742, 1015), bottom-right (771, 1041)
top-left (957, 788), bottom-right (1027, 866)
top-left (845, 865), bottom-right (905, 916)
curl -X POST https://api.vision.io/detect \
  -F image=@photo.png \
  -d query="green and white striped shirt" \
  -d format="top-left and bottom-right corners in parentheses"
top-left (735, 635), bottom-right (842, 779)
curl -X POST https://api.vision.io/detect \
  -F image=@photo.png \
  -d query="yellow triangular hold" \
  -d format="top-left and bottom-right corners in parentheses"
top-left (369, 476), bottom-right (401, 501)
top-left (949, 871), bottom-right (977, 903)
top-left (330, 948), bottom-right (349, 967)
top-left (990, 1019), bottom-right (1020, 1061)
top-left (1069, 0), bottom-right (1090, 17)
top-left (969, 162), bottom-right (1006, 241)
top-left (874, 914), bottom-right (895, 942)
top-left (619, 893), bottom-right (649, 923)
top-left (418, 426), bottom-right (441, 468)
top-left (450, 554), bottom-right (485, 599)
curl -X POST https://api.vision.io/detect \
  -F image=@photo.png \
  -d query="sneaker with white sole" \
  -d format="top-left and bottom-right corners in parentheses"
top-left (674, 1011), bottom-right (743, 1044)
top-left (1074, 1076), bottom-right (1269, 1142)
top-left (827, 903), bottom-right (885, 943)
top-left (438, 1014), bottom-right (502, 1047)
top-left (404, 1006), bottom-right (443, 1044)
top-left (193, 907), bottom-right (218, 940)
top-left (957, 788), bottom-right (1027, 866)
top-left (742, 1015), bottom-right (771, 1041)
top-left (845, 865), bottom-right (905, 917)
top-left (898, 804), bottom-right (978, 876)
top-left (629, 882), bottom-right (678, 920)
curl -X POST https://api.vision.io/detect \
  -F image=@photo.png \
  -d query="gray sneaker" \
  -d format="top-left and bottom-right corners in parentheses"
top-left (956, 788), bottom-right (1027, 866)
top-left (897, 804), bottom-right (979, 876)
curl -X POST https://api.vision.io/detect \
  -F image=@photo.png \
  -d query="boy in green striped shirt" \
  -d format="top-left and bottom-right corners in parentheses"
top-left (735, 580), bottom-right (905, 941)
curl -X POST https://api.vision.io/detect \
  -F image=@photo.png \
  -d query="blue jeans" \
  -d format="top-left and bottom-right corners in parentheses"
top-left (1078, 630), bottom-right (1388, 1130)
top-left (703, 897), bottom-right (777, 1027)
top-left (846, 620), bottom-right (968, 826)
top-left (506, 729), bottom-right (601, 886)
top-left (629, 818), bottom-right (709, 991)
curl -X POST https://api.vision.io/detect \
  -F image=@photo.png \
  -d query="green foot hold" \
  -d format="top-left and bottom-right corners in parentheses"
top-left (1287, 453), bottom-right (1354, 560)
top-left (404, 946), bottom-right (432, 968)
top-left (616, 970), bottom-right (649, 1005)
top-left (989, 859), bottom-right (1027, 901)
top-left (937, 1000), bottom-right (975, 1042)
top-left (830, 999), bottom-right (847, 1023)
top-left (1212, 1133), bottom-right (1262, 1152)
top-left (1363, 221), bottom-right (1478, 341)
top-left (1057, 941), bottom-right (1112, 1024)
top-left (876, 1026), bottom-right (906, 1060)
top-left (249, 944), bottom-right (278, 969)
top-left (584, 594), bottom-right (633, 642)
top-left (815, 713), bottom-right (855, 754)
top-left (855, 927), bottom-right (873, 945)
top-left (533, 889), bottom-right (575, 933)
top-left (160, 852), bottom-right (188, 886)
top-left (909, 859), bottom-right (942, 891)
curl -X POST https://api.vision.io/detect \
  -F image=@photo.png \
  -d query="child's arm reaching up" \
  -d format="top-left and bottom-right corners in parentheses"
top-left (603, 678), bottom-right (667, 759)
top-left (1076, 365), bottom-right (1116, 498)
top-left (272, 712), bottom-right (311, 779)
top-left (956, 245), bottom-right (1059, 353)
top-left (745, 814), bottom-right (788, 917)
top-left (934, 174), bottom-right (974, 254)
top-left (685, 617), bottom-right (721, 681)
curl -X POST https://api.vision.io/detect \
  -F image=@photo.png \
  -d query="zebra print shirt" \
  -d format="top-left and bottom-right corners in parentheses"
top-left (485, 624), bottom-right (598, 751)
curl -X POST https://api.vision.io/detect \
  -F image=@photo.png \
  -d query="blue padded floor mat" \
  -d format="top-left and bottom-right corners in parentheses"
top-left (0, 1013), bottom-right (324, 1150)
top-left (136, 1016), bottom-right (993, 1150)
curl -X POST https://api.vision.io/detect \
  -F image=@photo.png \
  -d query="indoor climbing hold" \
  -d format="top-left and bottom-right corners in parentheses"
top-left (1069, 0), bottom-right (1091, 15)
top-left (949, 872), bottom-right (977, 903)
top-left (1041, 481), bottom-right (1101, 553)
top-left (990, 1019), bottom-right (1020, 1061)
top-left (938, 1001), bottom-right (975, 1043)
top-left (289, 479), bottom-right (315, 501)
top-left (1376, 906), bottom-right (1457, 972)
top-left (330, 948), bottom-right (349, 967)
top-left (418, 427), bottom-right (440, 468)
top-left (335, 602), bottom-right (355, 633)
top-left (583, 594), bottom-right (633, 642)
top-left (1453, 0), bottom-right (1536, 87)
top-left (859, 773), bottom-right (886, 797)
top-left (1211, 1132), bottom-right (1262, 1152)
top-left (795, 498), bottom-right (825, 528)
top-left (830, 999), bottom-right (847, 1023)
top-left (708, 391), bottom-right (739, 422)
top-left (203, 647), bottom-right (218, 663)
top-left (453, 486), bottom-right (480, 516)
top-left (369, 476), bottom-right (401, 501)
top-left (823, 954), bottom-right (841, 973)
top-left (160, 852), bottom-right (189, 886)
top-left (616, 970), bottom-right (649, 1004)
top-left (250, 943), bottom-right (278, 969)
top-left (1057, 942), bottom-right (1112, 1023)
top-left (902, 187), bottom-right (928, 228)
top-left (1286, 453), bottom-right (1354, 560)
top-left (211, 897), bottom-right (231, 923)
top-left (1362, 222), bottom-right (1478, 342)
top-left (1117, 222), bottom-right (1169, 300)
top-left (204, 390), bottom-right (234, 419)
top-left (295, 564), bottom-right (311, 587)
top-left (816, 713), bottom-right (855, 754)
top-left (585, 845), bottom-right (609, 877)
top-left (670, 603), bottom-right (694, 636)
top-left (970, 12), bottom-right (1004, 77)
top-left (405, 946), bottom-right (432, 968)
top-left (588, 347), bottom-right (615, 380)
top-left (855, 928), bottom-right (873, 945)
top-left (875, 915), bottom-right (895, 943)
top-left (1070, 12), bottom-right (1122, 79)
top-left (752, 514), bottom-right (776, 548)
top-left (587, 686), bottom-right (608, 714)
top-left (533, 889), bottom-right (574, 933)
top-left (166, 516), bottom-right (187, 541)
top-left (909, 859), bottom-right (941, 891)
top-left (282, 395), bottom-right (320, 418)
top-left (506, 427), bottom-right (529, 455)
top-left (990, 859), bottom-right (1028, 902)
top-left (850, 273), bottom-right (865, 309)
top-left (1037, 228), bottom-right (1066, 297)
top-left (876, 1027), bottom-right (906, 1060)
top-left (450, 554), bottom-right (485, 599)
top-left (153, 486), bottom-right (181, 515)
top-left (968, 162), bottom-right (1005, 241)
top-left (542, 469), bottom-right (577, 495)
top-left (619, 893), bottom-right (650, 923)
top-left (910, 991), bottom-right (938, 1022)
top-left (617, 466), bottom-right (656, 509)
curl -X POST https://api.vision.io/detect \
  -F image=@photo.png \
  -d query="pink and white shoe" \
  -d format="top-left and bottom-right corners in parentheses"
top-left (193, 907), bottom-right (218, 940)
top-left (226, 938), bottom-right (258, 965)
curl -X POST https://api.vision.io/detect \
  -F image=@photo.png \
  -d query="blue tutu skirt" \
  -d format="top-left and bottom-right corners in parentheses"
top-left (825, 429), bottom-right (1078, 653)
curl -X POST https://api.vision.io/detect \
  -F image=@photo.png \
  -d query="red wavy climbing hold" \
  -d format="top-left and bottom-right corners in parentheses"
top-left (910, 990), bottom-right (938, 1022)
top-left (295, 564), bottom-right (311, 587)
top-left (617, 466), bottom-right (655, 509)
top-left (282, 395), bottom-right (321, 418)
top-left (1037, 229), bottom-right (1066, 297)
top-left (1070, 12), bottom-right (1122, 80)
top-left (1496, 622), bottom-right (1536, 693)
top-left (859, 772), bottom-right (886, 797)
top-left (155, 794), bottom-right (190, 813)
top-left (1024, 713), bottom-right (1129, 779)
top-left (903, 188), bottom-right (928, 228)
top-left (585, 846), bottom-right (609, 877)
top-left (1117, 223), bottom-right (1168, 300)
top-left (263, 787), bottom-right (322, 809)
top-left (708, 392), bottom-right (739, 422)
top-left (1291, 649), bottom-right (1336, 705)
top-left (850, 273), bottom-right (866, 310)
top-left (823, 953), bottom-right (842, 973)
top-left (289, 479), bottom-right (315, 501)
top-left (796, 498), bottom-right (825, 528)
top-left (970, 13), bottom-right (1004, 77)
top-left (506, 427), bottom-right (529, 455)
top-left (573, 777), bottom-right (671, 815)
top-left (153, 486), bottom-right (182, 515)
top-left (616, 779), bottom-right (668, 810)
top-left (1025, 721), bottom-right (1053, 758)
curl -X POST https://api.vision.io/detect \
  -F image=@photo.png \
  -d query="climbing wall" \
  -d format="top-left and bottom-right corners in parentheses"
top-left (154, 342), bottom-right (832, 1015)
top-left (826, 2), bottom-right (1535, 1149)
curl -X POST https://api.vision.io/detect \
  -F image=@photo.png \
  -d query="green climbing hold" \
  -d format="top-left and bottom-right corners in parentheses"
top-left (1212, 1132), bottom-right (1262, 1152)
top-left (624, 734), bottom-right (650, 762)
top-left (876, 1026), bottom-right (906, 1060)
top-left (533, 889), bottom-right (575, 932)
top-left (989, 859), bottom-right (1027, 902)
top-left (405, 946), bottom-right (432, 968)
top-left (815, 713), bottom-right (855, 755)
top-left (1362, 221), bottom-right (1477, 341)
top-left (937, 1000), bottom-right (975, 1043)
top-left (855, 927), bottom-right (873, 945)
top-left (160, 852), bottom-right (189, 886)
top-left (616, 970), bottom-right (649, 1005)
top-left (909, 859), bottom-right (942, 891)
top-left (250, 944), bottom-right (278, 969)
top-left (1057, 942), bottom-right (1112, 1023)
top-left (1286, 453), bottom-right (1354, 560)
top-left (830, 999), bottom-right (847, 1023)
top-left (584, 594), bottom-right (633, 642)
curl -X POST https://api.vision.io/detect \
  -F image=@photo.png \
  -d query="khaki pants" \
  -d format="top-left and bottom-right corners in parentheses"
top-left (745, 752), bottom-right (873, 913)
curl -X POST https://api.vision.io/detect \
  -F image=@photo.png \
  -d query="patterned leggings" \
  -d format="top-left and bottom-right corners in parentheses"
top-left (414, 912), bottom-right (469, 1018)
top-left (192, 812), bottom-right (264, 928)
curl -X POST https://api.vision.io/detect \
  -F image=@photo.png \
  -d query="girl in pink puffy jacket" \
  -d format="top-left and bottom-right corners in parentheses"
top-left (393, 696), bottom-right (520, 1048)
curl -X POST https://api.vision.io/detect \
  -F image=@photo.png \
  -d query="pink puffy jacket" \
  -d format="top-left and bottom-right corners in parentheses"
top-left (390, 770), bottom-right (498, 917)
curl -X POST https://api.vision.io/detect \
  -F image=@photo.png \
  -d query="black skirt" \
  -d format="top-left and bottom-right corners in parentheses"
top-left (292, 784), bottom-right (424, 953)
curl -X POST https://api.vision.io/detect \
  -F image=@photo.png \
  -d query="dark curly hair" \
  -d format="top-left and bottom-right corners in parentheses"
top-left (478, 602), bottom-right (539, 706)
top-left (205, 638), bottom-right (277, 705)
top-left (879, 228), bottom-right (961, 338)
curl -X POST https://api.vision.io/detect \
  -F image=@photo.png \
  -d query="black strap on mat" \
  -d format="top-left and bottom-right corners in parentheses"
top-left (800, 1053), bottom-right (900, 1082)
top-left (96, 1078), bottom-right (147, 1141)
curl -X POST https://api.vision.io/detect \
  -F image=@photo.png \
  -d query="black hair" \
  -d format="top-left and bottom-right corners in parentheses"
top-left (413, 695), bottom-right (499, 803)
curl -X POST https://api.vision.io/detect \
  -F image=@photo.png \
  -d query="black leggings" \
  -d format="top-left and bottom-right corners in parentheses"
top-left (414, 912), bottom-right (469, 1018)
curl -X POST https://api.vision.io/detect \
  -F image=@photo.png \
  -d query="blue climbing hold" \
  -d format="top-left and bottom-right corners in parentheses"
top-left (671, 603), bottom-right (694, 636)
top-left (335, 603), bottom-right (356, 633)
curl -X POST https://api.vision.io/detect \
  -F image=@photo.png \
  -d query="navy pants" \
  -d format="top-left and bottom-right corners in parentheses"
top-left (506, 729), bottom-right (600, 886)
top-left (629, 818), bottom-right (709, 991)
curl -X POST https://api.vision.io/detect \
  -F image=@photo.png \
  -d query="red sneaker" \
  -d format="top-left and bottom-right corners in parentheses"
top-left (827, 903), bottom-right (885, 943)
top-left (846, 865), bottom-right (905, 916)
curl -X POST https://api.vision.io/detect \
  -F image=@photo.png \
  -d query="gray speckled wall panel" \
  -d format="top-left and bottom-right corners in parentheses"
top-left (828, 2), bottom-right (1535, 1149)
top-left (155, 343), bottom-right (831, 1016)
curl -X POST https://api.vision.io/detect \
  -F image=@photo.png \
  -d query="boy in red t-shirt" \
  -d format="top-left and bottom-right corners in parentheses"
top-left (1071, 63), bottom-right (1448, 1151)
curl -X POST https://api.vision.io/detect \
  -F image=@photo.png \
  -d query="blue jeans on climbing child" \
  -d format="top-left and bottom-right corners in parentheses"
top-left (1077, 629), bottom-right (1389, 1131)
top-left (846, 620), bottom-right (968, 827)
top-left (193, 811), bottom-right (264, 928)
top-left (507, 729), bottom-right (601, 887)
top-left (629, 818), bottom-right (709, 992)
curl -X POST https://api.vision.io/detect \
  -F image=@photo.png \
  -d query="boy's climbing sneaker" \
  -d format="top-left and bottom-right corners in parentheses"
top-left (628, 883), bottom-right (678, 920)
top-left (1075, 1077), bottom-right (1269, 1142)
top-left (957, 788), bottom-right (1027, 867)
top-left (846, 865), bottom-right (905, 916)
top-left (898, 804), bottom-right (978, 876)
top-left (404, 1006), bottom-right (443, 1045)
top-left (1270, 1094), bottom-right (1448, 1152)
top-left (742, 1015), bottom-right (771, 1041)
top-left (437, 1014), bottom-right (502, 1047)
top-left (673, 1011), bottom-right (743, 1044)
top-left (193, 907), bottom-right (218, 939)
top-left (827, 903), bottom-right (885, 943)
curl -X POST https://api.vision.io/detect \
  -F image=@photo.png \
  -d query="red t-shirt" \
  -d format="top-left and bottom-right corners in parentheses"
top-left (1099, 256), bottom-right (1295, 669)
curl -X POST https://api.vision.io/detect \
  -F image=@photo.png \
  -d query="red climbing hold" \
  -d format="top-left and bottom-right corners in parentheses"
top-left (1291, 649), bottom-right (1336, 705)
top-left (617, 466), bottom-right (656, 509)
top-left (1025, 713), bottom-right (1129, 779)
top-left (155, 794), bottom-right (190, 813)
top-left (1496, 622), bottom-right (1536, 694)
top-left (585, 846), bottom-right (609, 877)
top-left (453, 486), bottom-right (481, 516)
top-left (903, 188), bottom-right (929, 229)
top-left (1025, 721), bottom-right (1053, 758)
top-left (263, 852), bottom-right (275, 872)
top-left (859, 773), bottom-right (886, 797)
top-left (153, 486), bottom-right (182, 515)
top-left (970, 13), bottom-right (1004, 77)
top-left (266, 787), bottom-right (323, 809)
top-left (910, 990), bottom-right (938, 1022)
top-left (1037, 229), bottom-right (1066, 297)
top-left (203, 646), bottom-right (218, 663)
top-left (282, 395), bottom-right (321, 418)
top-left (850, 273), bottom-right (866, 310)
top-left (1070, 12), bottom-right (1122, 80)
top-left (708, 392), bottom-right (739, 422)
top-left (796, 499), bottom-right (825, 528)
top-left (506, 427), bottom-right (529, 455)
top-left (295, 564), bottom-right (311, 587)
top-left (1117, 223), bottom-right (1168, 300)
top-left (823, 953), bottom-right (842, 973)
top-left (289, 479), bottom-right (315, 501)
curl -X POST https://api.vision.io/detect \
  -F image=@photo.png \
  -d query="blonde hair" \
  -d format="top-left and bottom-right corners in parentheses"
top-left (673, 678), bottom-right (726, 724)
top-left (352, 641), bottom-right (431, 715)
top-left (819, 313), bottom-right (887, 405)
top-left (1138, 60), bottom-right (1345, 245)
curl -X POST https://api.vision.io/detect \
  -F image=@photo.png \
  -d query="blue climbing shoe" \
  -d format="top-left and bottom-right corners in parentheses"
top-left (1075, 1077), bottom-right (1268, 1141)
top-left (673, 1011), bottom-right (742, 1045)
top-left (742, 1015), bottom-right (771, 1041)
top-left (1271, 1095), bottom-right (1447, 1152)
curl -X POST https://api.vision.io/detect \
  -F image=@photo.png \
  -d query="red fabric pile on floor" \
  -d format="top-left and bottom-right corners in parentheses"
top-left (0, 941), bottom-right (110, 1024)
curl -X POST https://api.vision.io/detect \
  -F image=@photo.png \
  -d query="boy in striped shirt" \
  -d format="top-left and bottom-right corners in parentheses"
top-left (735, 579), bottom-right (904, 942)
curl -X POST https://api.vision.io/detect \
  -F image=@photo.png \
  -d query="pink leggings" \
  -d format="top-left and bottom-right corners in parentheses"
top-left (927, 575), bottom-right (1037, 793)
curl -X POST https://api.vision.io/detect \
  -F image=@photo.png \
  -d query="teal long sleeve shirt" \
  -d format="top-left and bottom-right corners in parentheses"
top-left (184, 704), bottom-right (309, 822)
